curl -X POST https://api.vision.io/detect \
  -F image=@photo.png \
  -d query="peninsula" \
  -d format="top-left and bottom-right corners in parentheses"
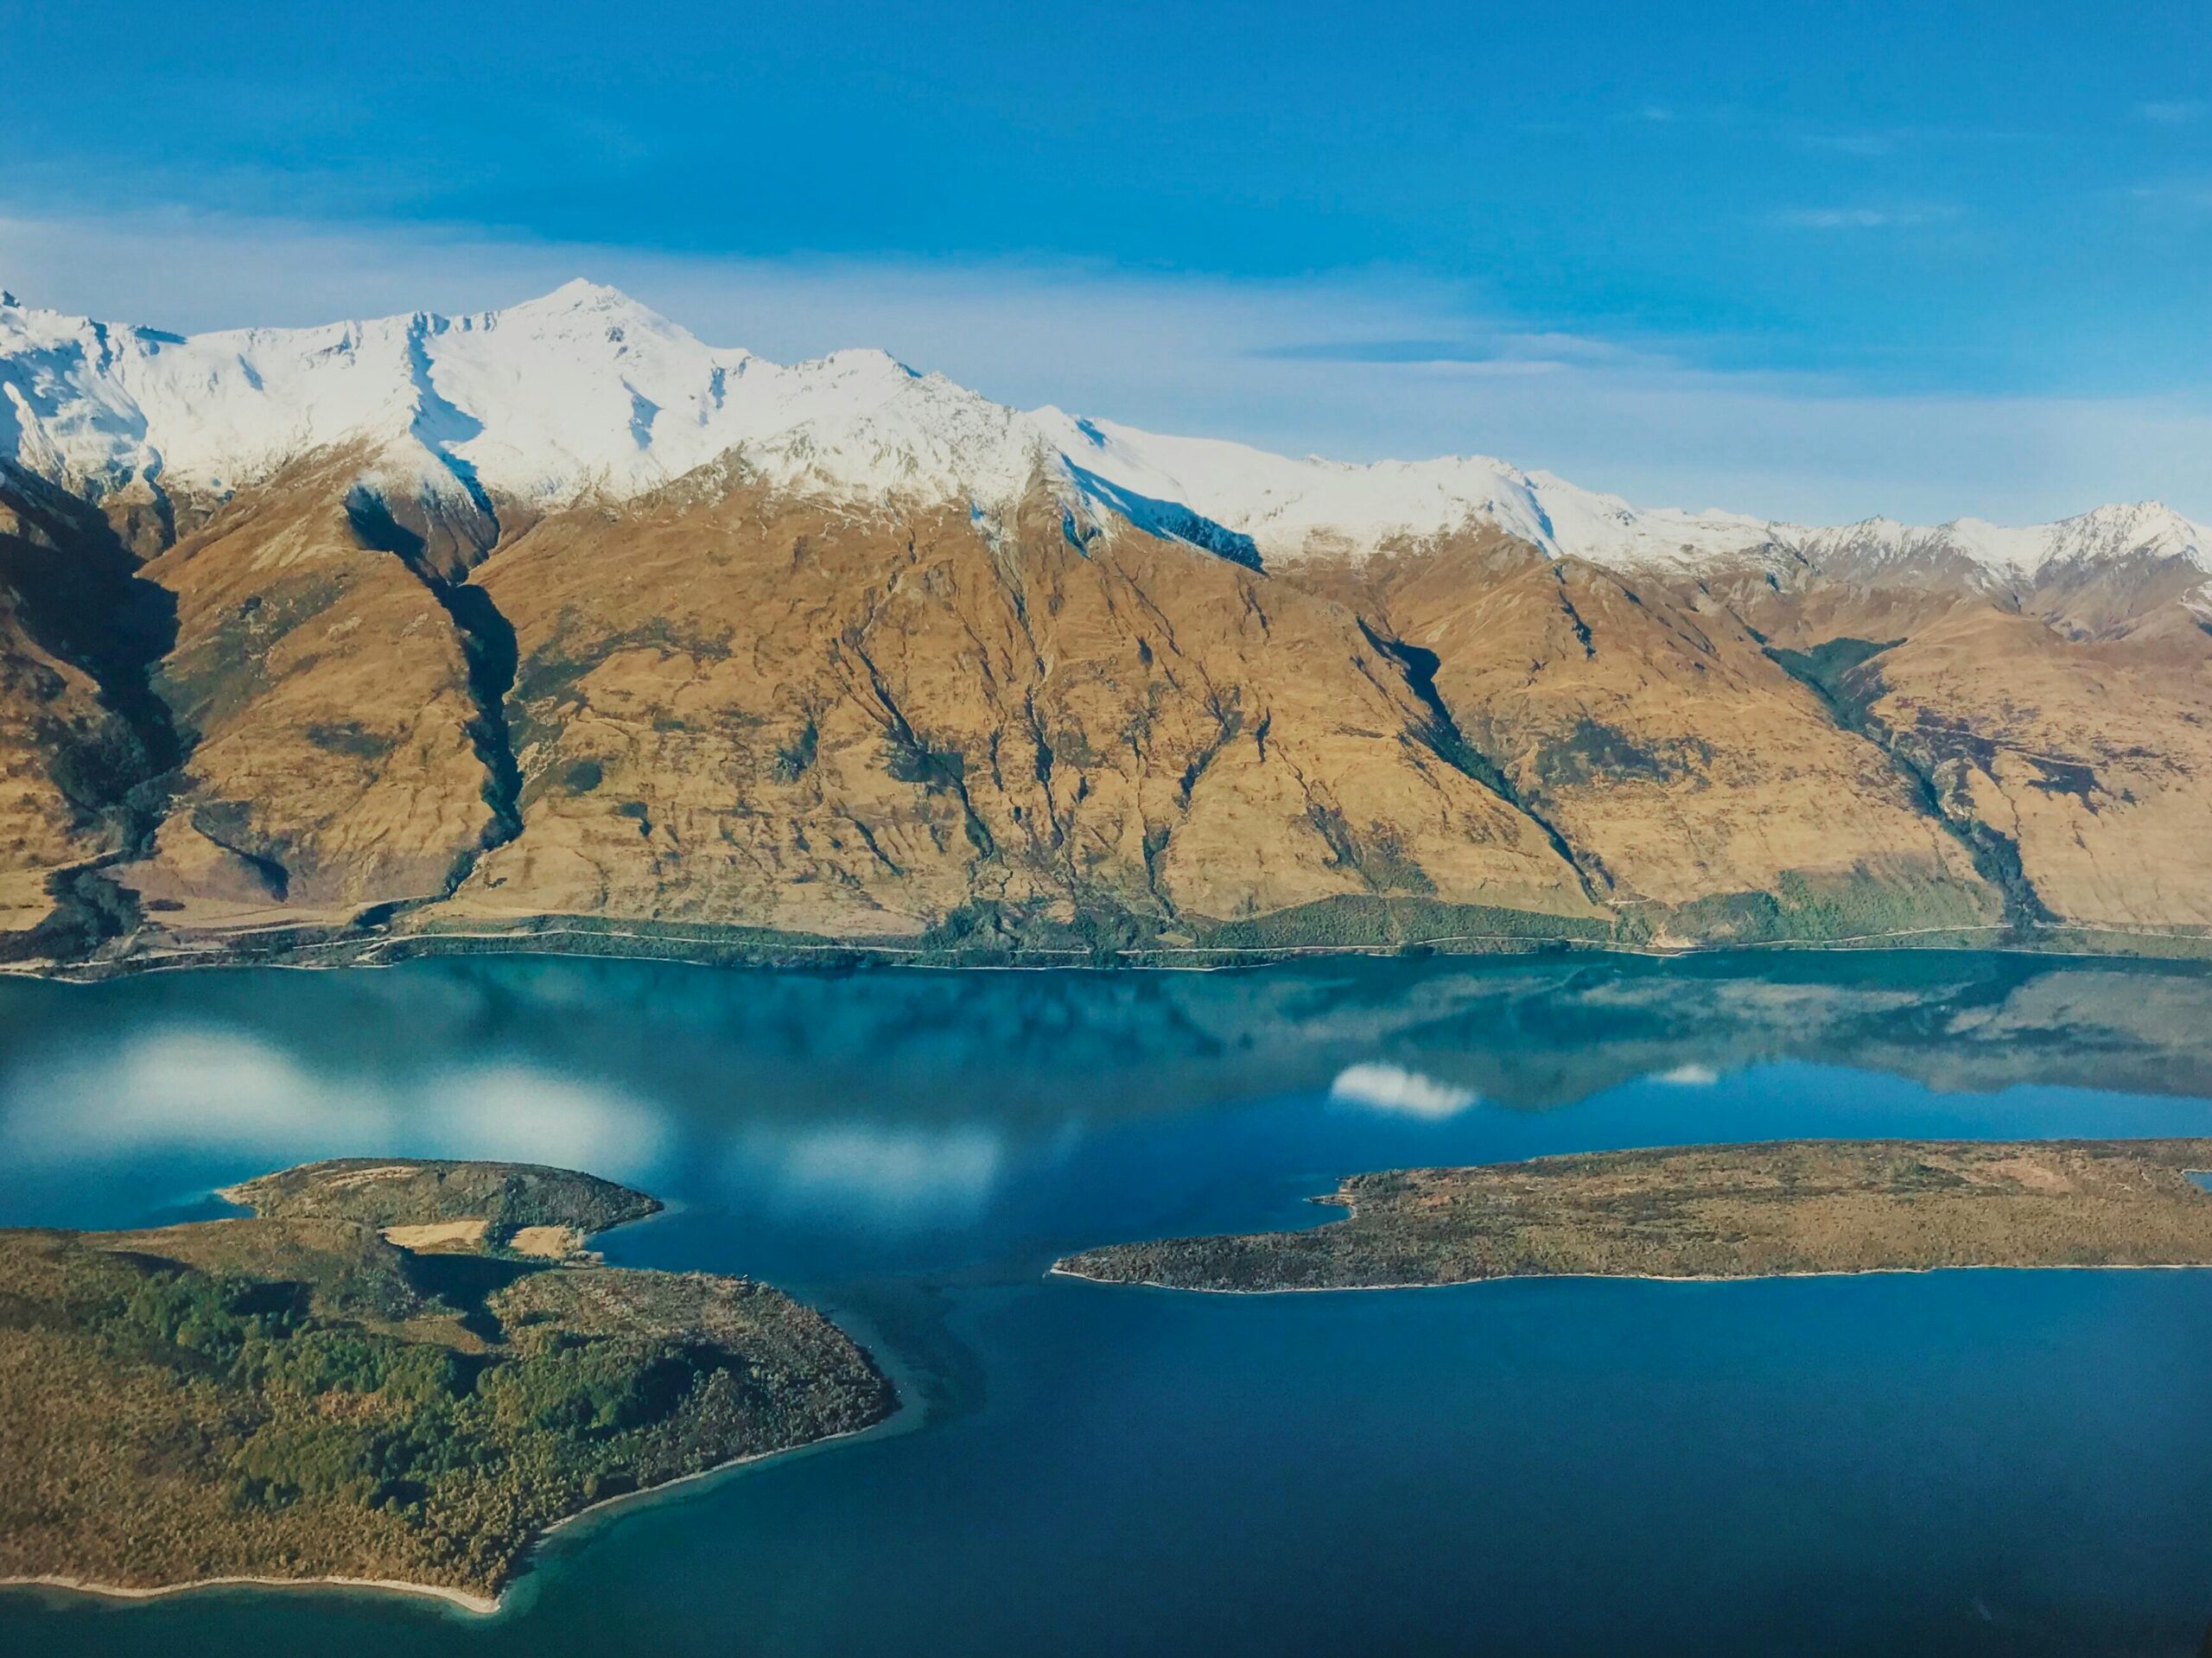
top-left (0, 1159), bottom-right (893, 1610)
top-left (1052, 1138), bottom-right (2212, 1292)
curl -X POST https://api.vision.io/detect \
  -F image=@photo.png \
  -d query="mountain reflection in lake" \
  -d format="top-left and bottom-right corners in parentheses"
top-left (4, 952), bottom-right (2212, 1655)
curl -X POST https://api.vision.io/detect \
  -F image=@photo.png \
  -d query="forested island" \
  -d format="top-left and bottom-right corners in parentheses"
top-left (1053, 1139), bottom-right (2212, 1293)
top-left (0, 1159), bottom-right (893, 1610)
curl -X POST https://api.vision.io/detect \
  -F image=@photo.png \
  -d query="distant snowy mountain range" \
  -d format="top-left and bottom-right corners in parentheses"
top-left (2, 278), bottom-right (2204, 581)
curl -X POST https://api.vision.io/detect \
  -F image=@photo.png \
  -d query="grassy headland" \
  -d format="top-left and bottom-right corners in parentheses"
top-left (1054, 1139), bottom-right (2212, 1292)
top-left (221, 1158), bottom-right (661, 1259)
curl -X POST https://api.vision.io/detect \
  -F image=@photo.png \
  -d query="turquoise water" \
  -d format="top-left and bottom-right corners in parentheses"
top-left (4, 953), bottom-right (2212, 1655)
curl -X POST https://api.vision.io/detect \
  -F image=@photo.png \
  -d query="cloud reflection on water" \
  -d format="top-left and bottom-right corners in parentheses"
top-left (1329, 1063), bottom-right (1480, 1119)
top-left (7, 955), bottom-right (2212, 1242)
top-left (0, 1020), bottom-right (1043, 1236)
top-left (731, 1121), bottom-right (1014, 1227)
top-left (0, 1025), bottom-right (673, 1185)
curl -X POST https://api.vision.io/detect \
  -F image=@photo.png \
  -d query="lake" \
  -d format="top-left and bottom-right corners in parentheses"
top-left (3, 951), bottom-right (2212, 1655)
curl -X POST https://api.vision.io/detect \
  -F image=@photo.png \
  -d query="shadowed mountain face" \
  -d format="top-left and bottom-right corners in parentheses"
top-left (1, 445), bottom-right (2209, 969)
top-left (0, 471), bottom-right (178, 947)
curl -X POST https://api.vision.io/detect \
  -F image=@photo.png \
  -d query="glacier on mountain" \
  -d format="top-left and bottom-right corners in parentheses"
top-left (1, 279), bottom-right (2203, 582)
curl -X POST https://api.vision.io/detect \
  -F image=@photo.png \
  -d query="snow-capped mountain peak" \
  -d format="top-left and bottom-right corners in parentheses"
top-left (1784, 501), bottom-right (2208, 583)
top-left (0, 281), bottom-right (2202, 586)
top-left (2038, 501), bottom-right (2203, 566)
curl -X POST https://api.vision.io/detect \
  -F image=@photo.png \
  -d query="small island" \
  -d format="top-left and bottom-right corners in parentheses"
top-left (0, 1159), bottom-right (893, 1611)
top-left (1053, 1138), bottom-right (2212, 1292)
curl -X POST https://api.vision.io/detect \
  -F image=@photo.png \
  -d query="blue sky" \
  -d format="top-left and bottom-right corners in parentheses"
top-left (3, 0), bottom-right (2208, 523)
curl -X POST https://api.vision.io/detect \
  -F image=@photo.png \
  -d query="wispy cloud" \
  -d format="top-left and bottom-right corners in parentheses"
top-left (1524, 102), bottom-right (1703, 138)
top-left (734, 1121), bottom-right (1008, 1225)
top-left (1789, 123), bottom-right (2044, 155)
top-left (2140, 100), bottom-right (2209, 126)
top-left (1256, 329), bottom-right (1660, 374)
top-left (0, 1026), bottom-right (672, 1181)
top-left (2130, 179), bottom-right (2212, 211)
top-left (1797, 131), bottom-right (1896, 158)
top-left (1769, 203), bottom-right (1959, 231)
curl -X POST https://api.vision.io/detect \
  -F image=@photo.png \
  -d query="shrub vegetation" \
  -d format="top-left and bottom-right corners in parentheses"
top-left (0, 1160), bottom-right (893, 1604)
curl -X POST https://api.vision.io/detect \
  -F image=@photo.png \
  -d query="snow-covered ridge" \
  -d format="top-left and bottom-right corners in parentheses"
top-left (1, 280), bottom-right (2203, 581)
top-left (0, 280), bottom-right (1057, 513)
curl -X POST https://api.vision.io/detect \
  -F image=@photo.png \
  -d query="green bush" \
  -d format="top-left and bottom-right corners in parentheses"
top-left (238, 1326), bottom-right (467, 1404)
top-left (105, 1272), bottom-right (296, 1367)
top-left (482, 1337), bottom-right (709, 1437)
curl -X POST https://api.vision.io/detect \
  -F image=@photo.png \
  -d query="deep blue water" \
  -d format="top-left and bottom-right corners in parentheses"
top-left (3, 952), bottom-right (2212, 1655)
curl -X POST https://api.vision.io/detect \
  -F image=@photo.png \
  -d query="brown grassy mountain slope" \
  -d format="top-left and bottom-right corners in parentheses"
top-left (108, 450), bottom-right (510, 928)
top-left (1719, 568), bottom-right (2212, 932)
top-left (1849, 608), bottom-right (2212, 930)
top-left (439, 470), bottom-right (1602, 943)
top-left (2, 454), bottom-right (2209, 968)
top-left (0, 554), bottom-right (127, 932)
top-left (1281, 536), bottom-right (1999, 944)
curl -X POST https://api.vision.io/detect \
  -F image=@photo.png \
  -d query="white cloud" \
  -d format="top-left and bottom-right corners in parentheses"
top-left (1799, 132), bottom-right (1896, 158)
top-left (1650, 1064), bottom-right (1721, 1086)
top-left (3, 202), bottom-right (2208, 525)
top-left (1329, 1063), bottom-right (1478, 1119)
top-left (0, 1021), bottom-right (1007, 1223)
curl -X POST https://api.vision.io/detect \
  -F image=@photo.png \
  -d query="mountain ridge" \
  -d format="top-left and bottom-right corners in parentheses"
top-left (4, 281), bottom-right (2202, 589)
top-left (1, 280), bottom-right (2208, 973)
